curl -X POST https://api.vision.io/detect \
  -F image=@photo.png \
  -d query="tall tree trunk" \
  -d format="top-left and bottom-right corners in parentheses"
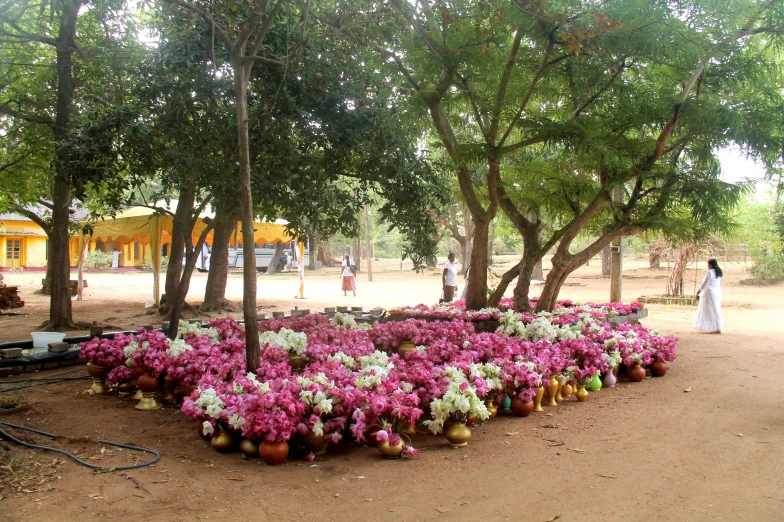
top-left (233, 61), bottom-right (260, 372)
top-left (164, 182), bottom-right (196, 305)
top-left (42, 1), bottom-right (82, 330)
top-left (201, 204), bottom-right (236, 311)
top-left (601, 246), bottom-right (612, 276)
top-left (532, 259), bottom-right (544, 281)
top-left (364, 205), bottom-right (373, 282)
top-left (353, 236), bottom-right (361, 272)
top-left (168, 224), bottom-right (214, 338)
top-left (465, 216), bottom-right (491, 309)
top-left (266, 241), bottom-right (286, 275)
top-left (649, 248), bottom-right (661, 269)
top-left (461, 206), bottom-right (473, 275)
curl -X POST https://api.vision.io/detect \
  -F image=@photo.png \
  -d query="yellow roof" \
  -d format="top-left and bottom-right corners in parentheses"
top-left (83, 204), bottom-right (293, 246)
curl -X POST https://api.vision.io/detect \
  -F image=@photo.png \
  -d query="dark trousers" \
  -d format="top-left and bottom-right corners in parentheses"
top-left (443, 285), bottom-right (456, 302)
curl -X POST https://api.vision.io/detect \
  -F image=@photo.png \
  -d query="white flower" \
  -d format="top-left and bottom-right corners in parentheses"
top-left (259, 328), bottom-right (308, 355)
top-left (331, 312), bottom-right (360, 329)
top-left (228, 413), bottom-right (246, 430)
top-left (205, 403), bottom-right (223, 419)
top-left (166, 338), bottom-right (194, 358)
top-left (202, 421), bottom-right (214, 436)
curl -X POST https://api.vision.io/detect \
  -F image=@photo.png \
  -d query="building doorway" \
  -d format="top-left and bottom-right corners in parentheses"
top-left (5, 239), bottom-right (21, 268)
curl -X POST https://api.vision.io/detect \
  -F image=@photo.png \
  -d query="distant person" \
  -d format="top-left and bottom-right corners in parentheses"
top-left (442, 252), bottom-right (458, 302)
top-left (460, 266), bottom-right (470, 300)
top-left (340, 254), bottom-right (356, 297)
top-left (693, 258), bottom-right (723, 334)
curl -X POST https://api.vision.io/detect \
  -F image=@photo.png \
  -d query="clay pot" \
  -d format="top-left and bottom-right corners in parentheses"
top-left (444, 422), bottom-right (472, 448)
top-left (211, 430), bottom-right (239, 453)
top-left (239, 439), bottom-right (259, 458)
top-left (136, 373), bottom-right (158, 393)
top-left (258, 441), bottom-right (289, 465)
top-left (650, 358), bottom-right (669, 377)
top-left (377, 440), bottom-right (404, 459)
top-left (627, 363), bottom-right (647, 382)
top-left (510, 397), bottom-right (535, 418)
top-left (135, 373), bottom-right (162, 410)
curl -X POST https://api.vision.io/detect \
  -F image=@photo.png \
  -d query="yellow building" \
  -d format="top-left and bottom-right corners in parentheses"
top-left (0, 213), bottom-right (50, 270)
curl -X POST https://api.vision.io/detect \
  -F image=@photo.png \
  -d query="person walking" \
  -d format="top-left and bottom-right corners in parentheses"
top-left (340, 254), bottom-right (356, 297)
top-left (442, 252), bottom-right (458, 302)
top-left (693, 258), bottom-right (723, 334)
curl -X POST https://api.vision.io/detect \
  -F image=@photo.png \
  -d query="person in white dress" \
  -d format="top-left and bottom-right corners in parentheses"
top-left (692, 259), bottom-right (723, 334)
top-left (442, 253), bottom-right (458, 302)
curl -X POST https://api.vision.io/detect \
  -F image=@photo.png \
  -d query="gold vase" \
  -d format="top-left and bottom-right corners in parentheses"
top-left (85, 362), bottom-right (109, 394)
top-left (485, 400), bottom-right (498, 420)
top-left (402, 423), bottom-right (417, 436)
top-left (163, 375), bottom-right (178, 403)
top-left (556, 374), bottom-right (566, 401)
top-left (444, 422), bottom-right (471, 448)
top-left (546, 377), bottom-right (559, 407)
top-left (575, 385), bottom-right (589, 402)
top-left (117, 380), bottom-right (135, 397)
top-left (398, 341), bottom-right (416, 358)
top-left (533, 386), bottom-right (545, 412)
top-left (377, 440), bottom-right (404, 459)
top-left (561, 382), bottom-right (574, 399)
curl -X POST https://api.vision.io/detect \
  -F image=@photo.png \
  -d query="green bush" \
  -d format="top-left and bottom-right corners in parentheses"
top-left (84, 250), bottom-right (114, 268)
top-left (141, 255), bottom-right (169, 272)
top-left (749, 250), bottom-right (784, 282)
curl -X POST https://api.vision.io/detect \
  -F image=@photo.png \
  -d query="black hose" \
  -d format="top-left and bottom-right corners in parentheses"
top-left (0, 420), bottom-right (161, 471)
top-left (0, 376), bottom-right (91, 393)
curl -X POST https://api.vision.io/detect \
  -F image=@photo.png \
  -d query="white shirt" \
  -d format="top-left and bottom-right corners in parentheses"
top-left (443, 261), bottom-right (458, 287)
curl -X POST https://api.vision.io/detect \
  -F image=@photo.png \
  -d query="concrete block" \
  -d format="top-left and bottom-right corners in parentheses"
top-left (48, 342), bottom-right (70, 353)
top-left (637, 308), bottom-right (649, 318)
top-left (43, 362), bottom-right (60, 369)
top-left (0, 348), bottom-right (24, 359)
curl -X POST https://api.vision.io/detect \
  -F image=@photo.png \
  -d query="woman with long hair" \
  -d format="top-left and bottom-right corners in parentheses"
top-left (693, 258), bottom-right (723, 333)
top-left (340, 254), bottom-right (356, 297)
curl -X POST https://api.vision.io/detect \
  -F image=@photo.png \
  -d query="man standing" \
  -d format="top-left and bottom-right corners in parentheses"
top-left (442, 252), bottom-right (458, 302)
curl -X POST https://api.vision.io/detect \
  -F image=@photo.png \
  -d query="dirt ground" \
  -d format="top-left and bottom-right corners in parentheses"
top-left (0, 257), bottom-right (783, 521)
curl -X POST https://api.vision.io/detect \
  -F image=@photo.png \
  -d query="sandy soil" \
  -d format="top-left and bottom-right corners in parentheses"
top-left (0, 257), bottom-right (783, 521)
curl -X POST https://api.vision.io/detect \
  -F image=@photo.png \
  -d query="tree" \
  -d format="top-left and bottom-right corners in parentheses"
top-left (0, 0), bottom-right (143, 329)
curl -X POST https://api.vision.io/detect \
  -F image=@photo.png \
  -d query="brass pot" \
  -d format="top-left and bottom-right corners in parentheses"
top-left (561, 383), bottom-right (574, 398)
top-left (85, 362), bottom-right (108, 394)
top-left (288, 353), bottom-right (306, 373)
top-left (239, 438), bottom-right (259, 458)
top-left (575, 385), bottom-right (589, 402)
top-left (444, 422), bottom-right (471, 448)
top-left (303, 431), bottom-right (329, 454)
top-left (397, 341), bottom-right (417, 358)
top-left (211, 430), bottom-right (239, 453)
top-left (377, 440), bottom-right (404, 459)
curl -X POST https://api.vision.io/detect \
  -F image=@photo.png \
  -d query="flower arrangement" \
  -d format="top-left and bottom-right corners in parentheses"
top-left (79, 334), bottom-right (130, 368)
top-left (260, 327), bottom-right (308, 356)
top-left (422, 367), bottom-right (490, 434)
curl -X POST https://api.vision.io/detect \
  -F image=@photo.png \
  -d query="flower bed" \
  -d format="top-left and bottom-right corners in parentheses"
top-left (79, 301), bottom-right (675, 463)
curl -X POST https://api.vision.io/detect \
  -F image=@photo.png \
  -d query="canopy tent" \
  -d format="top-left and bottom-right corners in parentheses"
top-left (77, 204), bottom-right (299, 305)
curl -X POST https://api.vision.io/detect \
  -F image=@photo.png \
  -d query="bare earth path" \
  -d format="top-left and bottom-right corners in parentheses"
top-left (1, 258), bottom-right (782, 521)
